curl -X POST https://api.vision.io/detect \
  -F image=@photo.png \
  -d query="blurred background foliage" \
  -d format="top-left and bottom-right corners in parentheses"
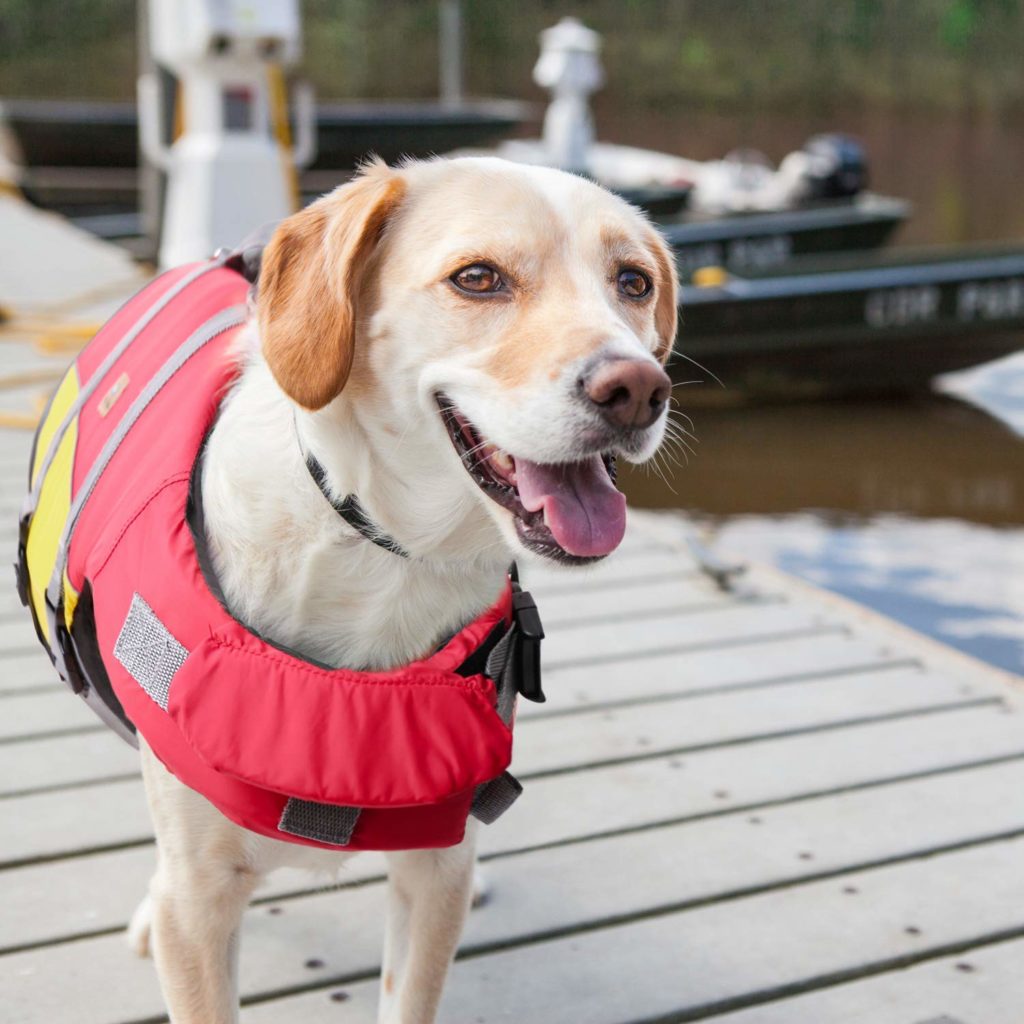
top-left (1, 0), bottom-right (1023, 115)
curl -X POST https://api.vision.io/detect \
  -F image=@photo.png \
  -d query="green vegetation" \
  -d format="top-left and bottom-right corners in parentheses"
top-left (1, 0), bottom-right (1022, 114)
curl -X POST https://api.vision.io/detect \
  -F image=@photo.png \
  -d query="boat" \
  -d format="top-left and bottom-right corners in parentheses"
top-left (674, 244), bottom-right (1024, 399)
top-left (663, 194), bottom-right (908, 283)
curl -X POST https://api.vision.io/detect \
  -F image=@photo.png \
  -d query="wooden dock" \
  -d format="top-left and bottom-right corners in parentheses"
top-left (2, 195), bottom-right (1024, 1023)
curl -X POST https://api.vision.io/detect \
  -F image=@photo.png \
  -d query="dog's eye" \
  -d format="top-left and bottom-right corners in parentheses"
top-left (451, 264), bottom-right (504, 294)
top-left (617, 268), bottom-right (653, 299)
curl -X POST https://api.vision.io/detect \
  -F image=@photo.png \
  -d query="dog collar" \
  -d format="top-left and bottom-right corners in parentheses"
top-left (295, 423), bottom-right (411, 558)
top-left (302, 447), bottom-right (411, 559)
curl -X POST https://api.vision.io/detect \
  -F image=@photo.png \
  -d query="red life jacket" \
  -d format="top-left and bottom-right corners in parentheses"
top-left (16, 253), bottom-right (539, 851)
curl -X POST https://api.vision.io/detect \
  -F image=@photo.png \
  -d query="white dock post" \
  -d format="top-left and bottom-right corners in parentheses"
top-left (533, 17), bottom-right (604, 176)
top-left (439, 0), bottom-right (464, 107)
top-left (138, 0), bottom-right (317, 269)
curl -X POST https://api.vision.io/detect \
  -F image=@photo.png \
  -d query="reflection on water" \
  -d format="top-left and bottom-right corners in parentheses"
top-left (938, 351), bottom-right (1024, 437)
top-left (621, 396), bottom-right (1024, 675)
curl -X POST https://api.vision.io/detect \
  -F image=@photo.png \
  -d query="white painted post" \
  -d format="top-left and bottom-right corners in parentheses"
top-left (139, 0), bottom-right (316, 269)
top-left (439, 0), bottom-right (464, 107)
top-left (533, 17), bottom-right (604, 176)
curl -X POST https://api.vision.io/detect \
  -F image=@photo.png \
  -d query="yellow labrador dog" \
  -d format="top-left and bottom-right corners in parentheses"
top-left (128, 156), bottom-right (677, 1023)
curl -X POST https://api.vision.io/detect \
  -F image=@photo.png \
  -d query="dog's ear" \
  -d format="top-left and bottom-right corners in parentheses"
top-left (258, 163), bottom-right (406, 409)
top-left (644, 227), bottom-right (679, 365)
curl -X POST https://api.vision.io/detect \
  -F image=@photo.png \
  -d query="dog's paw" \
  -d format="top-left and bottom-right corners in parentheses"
top-left (471, 866), bottom-right (491, 909)
top-left (127, 894), bottom-right (153, 958)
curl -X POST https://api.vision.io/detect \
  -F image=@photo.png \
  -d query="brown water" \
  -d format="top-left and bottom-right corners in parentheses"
top-left (622, 396), bottom-right (1023, 525)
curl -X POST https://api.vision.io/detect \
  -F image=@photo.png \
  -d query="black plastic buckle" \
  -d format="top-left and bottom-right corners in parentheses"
top-left (54, 618), bottom-right (86, 695)
top-left (14, 515), bottom-right (30, 608)
top-left (511, 582), bottom-right (546, 703)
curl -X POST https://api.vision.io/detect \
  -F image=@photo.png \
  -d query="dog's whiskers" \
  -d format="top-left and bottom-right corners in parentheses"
top-left (668, 352), bottom-right (725, 389)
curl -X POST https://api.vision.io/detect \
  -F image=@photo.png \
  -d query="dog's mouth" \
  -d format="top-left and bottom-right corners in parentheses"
top-left (437, 397), bottom-right (627, 563)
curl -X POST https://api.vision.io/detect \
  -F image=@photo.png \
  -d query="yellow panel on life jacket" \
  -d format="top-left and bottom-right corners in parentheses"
top-left (27, 366), bottom-right (81, 643)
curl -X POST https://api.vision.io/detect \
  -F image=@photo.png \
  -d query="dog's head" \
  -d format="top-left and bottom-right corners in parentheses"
top-left (258, 156), bottom-right (678, 565)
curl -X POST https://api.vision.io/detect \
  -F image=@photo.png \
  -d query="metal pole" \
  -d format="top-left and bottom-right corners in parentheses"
top-left (136, 0), bottom-right (160, 252)
top-left (439, 0), bottom-right (463, 107)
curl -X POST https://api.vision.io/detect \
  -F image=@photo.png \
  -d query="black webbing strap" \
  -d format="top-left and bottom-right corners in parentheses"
top-left (302, 449), bottom-right (411, 559)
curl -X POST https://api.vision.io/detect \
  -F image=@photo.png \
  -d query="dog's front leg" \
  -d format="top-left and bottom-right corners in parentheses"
top-left (140, 742), bottom-right (261, 1024)
top-left (379, 828), bottom-right (478, 1024)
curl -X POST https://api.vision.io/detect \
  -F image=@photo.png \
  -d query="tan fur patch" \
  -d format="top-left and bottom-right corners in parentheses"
top-left (642, 226), bottom-right (679, 364)
top-left (259, 162), bottom-right (406, 409)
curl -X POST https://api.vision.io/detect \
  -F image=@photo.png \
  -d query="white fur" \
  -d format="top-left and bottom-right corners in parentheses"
top-left (133, 157), bottom-right (673, 1023)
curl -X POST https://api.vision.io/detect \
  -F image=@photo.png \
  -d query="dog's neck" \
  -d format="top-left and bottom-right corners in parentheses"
top-left (200, 356), bottom-right (509, 671)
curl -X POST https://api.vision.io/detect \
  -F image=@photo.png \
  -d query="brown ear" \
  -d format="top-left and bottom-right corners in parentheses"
top-left (258, 163), bottom-right (406, 409)
top-left (645, 227), bottom-right (679, 365)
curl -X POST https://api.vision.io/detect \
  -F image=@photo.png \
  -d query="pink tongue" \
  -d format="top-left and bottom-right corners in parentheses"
top-left (515, 456), bottom-right (627, 557)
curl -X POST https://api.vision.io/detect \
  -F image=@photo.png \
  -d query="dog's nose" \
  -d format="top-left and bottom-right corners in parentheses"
top-left (582, 359), bottom-right (671, 430)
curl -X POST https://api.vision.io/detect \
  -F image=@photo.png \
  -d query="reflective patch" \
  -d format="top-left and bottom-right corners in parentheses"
top-left (279, 799), bottom-right (361, 847)
top-left (113, 594), bottom-right (188, 710)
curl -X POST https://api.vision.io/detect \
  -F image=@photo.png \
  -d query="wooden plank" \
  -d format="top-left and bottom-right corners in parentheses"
top-left (1, 778), bottom-right (152, 868)
top-left (538, 574), bottom-right (742, 626)
top-left (236, 836), bottom-right (1024, 1024)
top-left (4, 630), bottom-right (909, 798)
top-left (747, 560), bottom-right (1024, 691)
top-left (9, 712), bottom-right (1024, 950)
top-left (0, 729), bottom-right (139, 797)
top-left (0, 601), bottom-right (831, 743)
top-left (522, 547), bottom-right (700, 592)
top-left (0, 687), bottom-right (101, 741)
top-left (0, 616), bottom-right (38, 649)
top-left (541, 600), bottom-right (831, 669)
top-left (536, 631), bottom-right (912, 715)
top-left (9, 771), bottom-right (1024, 1024)
top-left (0, 844), bottom-right (389, 957)
top-left (4, 701), bottom-right (1022, 926)
top-left (1, 632), bottom-right (909, 796)
top-left (0, 554), bottom-right (716, 659)
top-left (708, 934), bottom-right (1024, 1024)
top-left (0, 665), bottom-right (994, 866)
top-left (0, 591), bottom-right (31, 619)
top-left (511, 667), bottom-right (990, 777)
top-left (0, 650), bottom-right (56, 694)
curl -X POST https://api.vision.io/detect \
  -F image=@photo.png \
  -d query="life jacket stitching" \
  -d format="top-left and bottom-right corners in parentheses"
top-left (90, 473), bottom-right (191, 581)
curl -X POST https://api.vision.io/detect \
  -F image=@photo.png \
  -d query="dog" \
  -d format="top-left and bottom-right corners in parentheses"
top-left (126, 155), bottom-right (677, 1023)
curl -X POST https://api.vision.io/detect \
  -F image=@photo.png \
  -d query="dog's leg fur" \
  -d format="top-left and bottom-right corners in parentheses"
top-left (379, 831), bottom-right (478, 1024)
top-left (139, 742), bottom-right (262, 1024)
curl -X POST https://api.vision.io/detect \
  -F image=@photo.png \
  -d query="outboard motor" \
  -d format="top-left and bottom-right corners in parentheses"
top-left (799, 133), bottom-right (868, 200)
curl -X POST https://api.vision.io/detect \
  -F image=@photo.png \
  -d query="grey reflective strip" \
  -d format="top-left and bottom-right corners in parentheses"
top-left (485, 628), bottom-right (518, 724)
top-left (471, 772), bottom-right (522, 825)
top-left (22, 260), bottom-right (222, 522)
top-left (113, 594), bottom-right (188, 710)
top-left (44, 305), bottom-right (247, 613)
top-left (279, 799), bottom-right (361, 846)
